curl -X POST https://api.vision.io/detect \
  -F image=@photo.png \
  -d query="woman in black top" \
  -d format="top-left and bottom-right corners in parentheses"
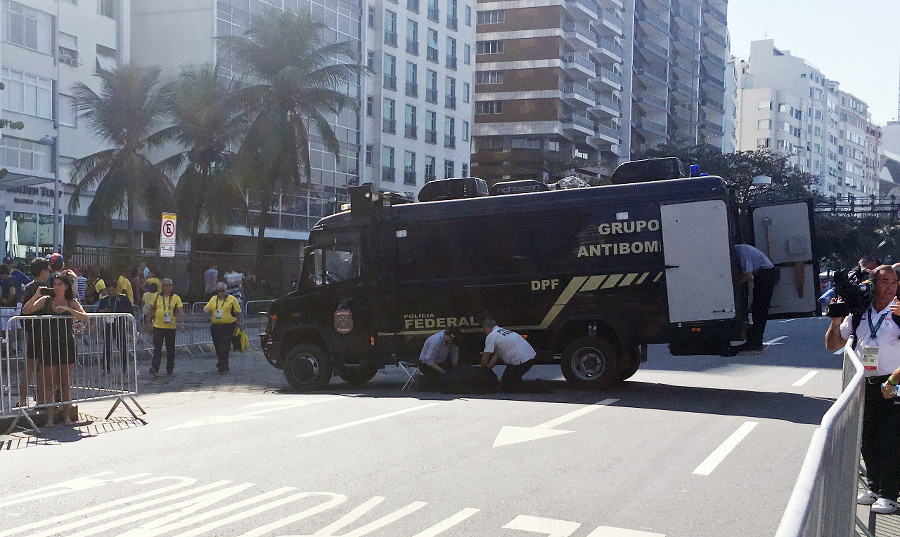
top-left (22, 272), bottom-right (88, 426)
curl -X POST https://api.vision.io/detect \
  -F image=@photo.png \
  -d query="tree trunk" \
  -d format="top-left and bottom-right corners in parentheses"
top-left (254, 186), bottom-right (275, 277)
top-left (127, 196), bottom-right (137, 265)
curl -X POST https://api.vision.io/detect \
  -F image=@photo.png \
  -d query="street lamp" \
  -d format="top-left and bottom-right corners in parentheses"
top-left (38, 135), bottom-right (60, 252)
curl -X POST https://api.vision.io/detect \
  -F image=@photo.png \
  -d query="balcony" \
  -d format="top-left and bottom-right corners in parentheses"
top-left (701, 68), bottom-right (725, 90)
top-left (446, 56), bottom-right (457, 69)
top-left (426, 47), bottom-right (438, 62)
top-left (406, 82), bottom-right (418, 97)
top-left (591, 94), bottom-right (620, 114)
top-left (594, 38), bottom-right (622, 62)
top-left (404, 170), bottom-right (417, 185)
top-left (701, 121), bottom-right (724, 136)
top-left (700, 90), bottom-right (723, 110)
top-left (599, 9), bottom-right (623, 33)
top-left (445, 95), bottom-right (456, 109)
top-left (598, 67), bottom-right (622, 86)
top-left (677, 5), bottom-right (698, 24)
top-left (427, 5), bottom-right (439, 22)
top-left (382, 166), bottom-right (395, 182)
top-left (635, 92), bottom-right (667, 112)
top-left (673, 32), bottom-right (696, 50)
top-left (384, 31), bottom-right (398, 47)
top-left (426, 88), bottom-right (438, 103)
top-left (634, 118), bottom-right (667, 137)
top-left (638, 36), bottom-right (668, 60)
top-left (382, 118), bottom-right (396, 134)
top-left (672, 80), bottom-right (695, 98)
top-left (406, 39), bottom-right (418, 55)
top-left (407, 0), bottom-right (419, 13)
top-left (563, 22), bottom-right (597, 48)
top-left (670, 105), bottom-right (695, 122)
top-left (702, 30), bottom-right (726, 48)
top-left (562, 82), bottom-right (595, 104)
top-left (635, 65), bottom-right (667, 86)
top-left (383, 75), bottom-right (397, 90)
top-left (636, 10), bottom-right (669, 33)
top-left (560, 52), bottom-right (595, 75)
top-left (405, 124), bottom-right (417, 138)
top-left (425, 129), bottom-right (437, 143)
top-left (562, 113), bottom-right (594, 134)
top-left (444, 135), bottom-right (456, 148)
top-left (592, 122), bottom-right (619, 142)
top-left (564, 0), bottom-right (598, 20)
top-left (447, 16), bottom-right (458, 30)
top-left (702, 2), bottom-right (726, 24)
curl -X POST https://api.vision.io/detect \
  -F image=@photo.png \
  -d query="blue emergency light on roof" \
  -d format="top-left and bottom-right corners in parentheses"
top-left (689, 164), bottom-right (700, 177)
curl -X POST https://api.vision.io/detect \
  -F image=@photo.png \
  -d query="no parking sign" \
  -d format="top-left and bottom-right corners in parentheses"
top-left (160, 213), bottom-right (177, 258)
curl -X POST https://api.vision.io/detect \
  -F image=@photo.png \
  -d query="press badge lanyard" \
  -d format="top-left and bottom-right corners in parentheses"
top-left (161, 295), bottom-right (173, 324)
top-left (863, 307), bottom-right (889, 371)
top-left (215, 297), bottom-right (225, 320)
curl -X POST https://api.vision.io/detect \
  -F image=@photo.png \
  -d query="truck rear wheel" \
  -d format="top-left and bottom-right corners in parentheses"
top-left (561, 337), bottom-right (619, 389)
top-left (339, 361), bottom-right (378, 386)
top-left (284, 344), bottom-right (333, 390)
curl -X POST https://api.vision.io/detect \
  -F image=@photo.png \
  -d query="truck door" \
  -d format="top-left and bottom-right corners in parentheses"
top-left (750, 200), bottom-right (818, 318)
top-left (660, 200), bottom-right (735, 322)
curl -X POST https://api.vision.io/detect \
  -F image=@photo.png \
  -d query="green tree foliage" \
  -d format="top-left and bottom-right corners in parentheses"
top-left (68, 64), bottom-right (174, 258)
top-left (635, 144), bottom-right (818, 203)
top-left (219, 10), bottom-right (361, 269)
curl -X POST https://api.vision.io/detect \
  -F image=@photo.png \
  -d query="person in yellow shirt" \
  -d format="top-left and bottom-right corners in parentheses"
top-left (147, 278), bottom-right (185, 375)
top-left (116, 268), bottom-right (134, 305)
top-left (204, 282), bottom-right (244, 373)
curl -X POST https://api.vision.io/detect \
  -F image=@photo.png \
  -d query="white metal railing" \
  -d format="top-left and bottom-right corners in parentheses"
top-left (774, 345), bottom-right (865, 537)
top-left (562, 82), bottom-right (594, 101)
top-left (561, 52), bottom-right (594, 72)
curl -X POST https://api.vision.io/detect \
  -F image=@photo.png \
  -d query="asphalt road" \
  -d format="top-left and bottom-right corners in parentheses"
top-left (1, 315), bottom-right (843, 537)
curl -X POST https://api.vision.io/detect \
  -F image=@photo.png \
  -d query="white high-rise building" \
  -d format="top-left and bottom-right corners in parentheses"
top-left (0, 0), bottom-right (130, 256)
top-left (735, 40), bottom-right (881, 199)
top-left (361, 0), bottom-right (476, 199)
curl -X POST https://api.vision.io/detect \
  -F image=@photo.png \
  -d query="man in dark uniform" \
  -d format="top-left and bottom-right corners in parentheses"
top-left (725, 244), bottom-right (779, 354)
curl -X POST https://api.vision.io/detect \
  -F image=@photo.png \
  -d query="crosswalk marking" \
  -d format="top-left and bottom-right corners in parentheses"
top-left (693, 421), bottom-right (759, 476)
top-left (792, 371), bottom-right (819, 387)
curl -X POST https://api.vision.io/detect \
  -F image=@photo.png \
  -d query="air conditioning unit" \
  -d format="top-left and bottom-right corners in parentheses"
top-left (59, 47), bottom-right (79, 66)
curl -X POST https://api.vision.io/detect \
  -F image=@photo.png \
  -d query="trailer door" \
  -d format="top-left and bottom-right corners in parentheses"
top-left (750, 201), bottom-right (818, 318)
top-left (660, 200), bottom-right (735, 323)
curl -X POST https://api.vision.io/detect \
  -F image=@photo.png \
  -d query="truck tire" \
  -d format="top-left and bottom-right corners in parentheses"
top-left (619, 359), bottom-right (640, 381)
top-left (561, 337), bottom-right (620, 389)
top-left (339, 362), bottom-right (378, 386)
top-left (620, 345), bottom-right (644, 381)
top-left (283, 344), bottom-right (333, 390)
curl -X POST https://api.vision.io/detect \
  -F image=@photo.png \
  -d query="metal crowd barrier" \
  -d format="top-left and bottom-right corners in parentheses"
top-left (0, 312), bottom-right (145, 434)
top-left (774, 344), bottom-right (865, 537)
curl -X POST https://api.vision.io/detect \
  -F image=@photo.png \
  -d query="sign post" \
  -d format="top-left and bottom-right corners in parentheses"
top-left (160, 213), bottom-right (177, 258)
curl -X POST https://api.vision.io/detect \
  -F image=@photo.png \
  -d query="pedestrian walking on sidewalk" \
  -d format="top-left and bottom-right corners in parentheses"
top-left (147, 278), bottom-right (185, 375)
top-left (204, 282), bottom-right (244, 373)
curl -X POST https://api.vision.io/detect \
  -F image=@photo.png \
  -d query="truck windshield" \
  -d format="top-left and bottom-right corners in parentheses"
top-left (305, 243), bottom-right (360, 287)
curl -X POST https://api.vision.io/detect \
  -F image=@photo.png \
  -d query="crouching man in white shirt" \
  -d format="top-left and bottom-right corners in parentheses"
top-left (481, 318), bottom-right (536, 392)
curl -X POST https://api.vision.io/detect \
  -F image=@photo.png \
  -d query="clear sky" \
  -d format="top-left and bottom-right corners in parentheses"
top-left (727, 0), bottom-right (900, 126)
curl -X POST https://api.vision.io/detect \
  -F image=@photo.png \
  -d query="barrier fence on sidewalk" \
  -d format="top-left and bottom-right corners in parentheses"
top-left (0, 312), bottom-right (145, 434)
top-left (775, 344), bottom-right (865, 537)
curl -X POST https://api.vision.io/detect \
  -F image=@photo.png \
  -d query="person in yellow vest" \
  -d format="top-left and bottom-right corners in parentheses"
top-left (116, 267), bottom-right (134, 305)
top-left (147, 278), bottom-right (185, 375)
top-left (204, 282), bottom-right (244, 373)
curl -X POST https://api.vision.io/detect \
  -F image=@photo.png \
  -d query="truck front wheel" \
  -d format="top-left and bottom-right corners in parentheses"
top-left (284, 344), bottom-right (333, 390)
top-left (561, 337), bottom-right (619, 389)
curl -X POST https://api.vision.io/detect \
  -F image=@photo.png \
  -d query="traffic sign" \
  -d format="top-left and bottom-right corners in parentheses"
top-left (160, 213), bottom-right (177, 258)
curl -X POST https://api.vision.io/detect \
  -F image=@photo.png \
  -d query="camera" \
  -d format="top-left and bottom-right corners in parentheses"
top-left (826, 267), bottom-right (874, 318)
top-left (40, 287), bottom-right (53, 296)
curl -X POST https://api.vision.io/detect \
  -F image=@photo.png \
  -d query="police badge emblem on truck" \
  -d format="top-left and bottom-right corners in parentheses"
top-left (334, 309), bottom-right (353, 334)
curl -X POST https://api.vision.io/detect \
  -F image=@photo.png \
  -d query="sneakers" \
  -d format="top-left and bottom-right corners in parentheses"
top-left (858, 490), bottom-right (879, 505)
top-left (871, 497), bottom-right (900, 514)
top-left (148, 368), bottom-right (158, 377)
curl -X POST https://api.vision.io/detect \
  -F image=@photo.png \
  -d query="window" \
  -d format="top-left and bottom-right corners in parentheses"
top-left (477, 10), bottom-right (505, 24)
top-left (425, 69), bottom-right (438, 103)
top-left (444, 159), bottom-right (454, 178)
top-left (464, 5), bottom-right (472, 26)
top-left (366, 95), bottom-right (373, 116)
top-left (367, 5), bottom-right (375, 28)
top-left (511, 137), bottom-right (540, 149)
top-left (476, 40), bottom-right (504, 54)
top-left (365, 144), bottom-right (373, 166)
top-left (448, 0), bottom-right (458, 29)
top-left (383, 54), bottom-right (396, 90)
top-left (366, 50), bottom-right (376, 71)
top-left (756, 138), bottom-right (770, 148)
top-left (425, 156), bottom-right (436, 181)
top-left (757, 119), bottom-right (770, 129)
top-left (405, 62), bottom-right (417, 97)
top-left (405, 104), bottom-right (417, 138)
top-left (407, 0), bottom-right (419, 13)
top-left (98, 0), bottom-right (114, 18)
top-left (59, 94), bottom-right (77, 127)
top-left (476, 136), bottom-right (503, 151)
top-left (463, 82), bottom-right (470, 103)
top-left (2, 68), bottom-right (52, 119)
top-left (758, 100), bottom-right (772, 110)
top-left (384, 10), bottom-right (397, 46)
top-left (2, 1), bottom-right (53, 54)
top-left (58, 32), bottom-right (78, 66)
top-left (446, 37), bottom-right (457, 69)
top-left (427, 0), bottom-right (439, 21)
top-left (475, 101), bottom-right (503, 114)
top-left (445, 77), bottom-right (456, 109)
top-left (406, 19), bottom-right (418, 54)
top-left (462, 163), bottom-right (469, 177)
top-left (476, 71), bottom-right (503, 84)
top-left (382, 146), bottom-right (395, 182)
top-left (427, 29), bottom-right (439, 62)
top-left (404, 151), bottom-right (416, 185)
top-left (382, 97), bottom-right (396, 133)
top-left (444, 116), bottom-right (455, 148)
top-left (464, 44), bottom-right (471, 65)
top-left (96, 44), bottom-right (117, 72)
top-left (0, 136), bottom-right (51, 172)
top-left (426, 111), bottom-right (437, 143)
top-left (462, 120), bottom-right (469, 141)
top-left (307, 244), bottom-right (360, 287)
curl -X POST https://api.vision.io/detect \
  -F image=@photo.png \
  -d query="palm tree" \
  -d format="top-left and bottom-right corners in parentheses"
top-left (156, 65), bottom-right (248, 248)
top-left (68, 64), bottom-right (174, 259)
top-left (219, 9), bottom-right (361, 268)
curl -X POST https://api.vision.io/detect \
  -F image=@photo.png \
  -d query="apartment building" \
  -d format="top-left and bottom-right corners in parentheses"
top-left (0, 0), bottom-right (130, 257)
top-left (131, 0), bottom-right (363, 251)
top-left (361, 0), bottom-right (476, 200)
top-left (470, 0), bottom-right (729, 184)
top-left (735, 40), bottom-right (881, 199)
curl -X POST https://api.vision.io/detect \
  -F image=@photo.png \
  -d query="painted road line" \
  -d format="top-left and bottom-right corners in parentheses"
top-left (341, 501), bottom-right (429, 537)
top-left (792, 371), bottom-right (819, 387)
top-left (503, 515), bottom-right (581, 536)
top-left (299, 403), bottom-right (441, 438)
top-left (778, 319), bottom-right (797, 323)
top-left (585, 527), bottom-right (665, 537)
top-left (312, 496), bottom-right (385, 535)
top-left (0, 472), bottom-right (116, 508)
top-left (692, 421), bottom-right (759, 476)
top-left (166, 397), bottom-right (344, 431)
top-left (410, 508), bottom-right (481, 537)
top-left (493, 398), bottom-right (618, 448)
top-left (764, 336), bottom-right (787, 345)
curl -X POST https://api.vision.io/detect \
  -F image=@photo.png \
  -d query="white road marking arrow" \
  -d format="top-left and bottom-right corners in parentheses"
top-left (503, 515), bottom-right (581, 536)
top-left (492, 398), bottom-right (618, 448)
top-left (165, 397), bottom-right (343, 431)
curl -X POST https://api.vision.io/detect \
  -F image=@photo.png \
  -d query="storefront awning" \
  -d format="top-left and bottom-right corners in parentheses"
top-left (0, 167), bottom-right (55, 189)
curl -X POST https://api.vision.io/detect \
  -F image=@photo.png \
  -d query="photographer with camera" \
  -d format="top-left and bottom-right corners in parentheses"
top-left (826, 265), bottom-right (900, 514)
